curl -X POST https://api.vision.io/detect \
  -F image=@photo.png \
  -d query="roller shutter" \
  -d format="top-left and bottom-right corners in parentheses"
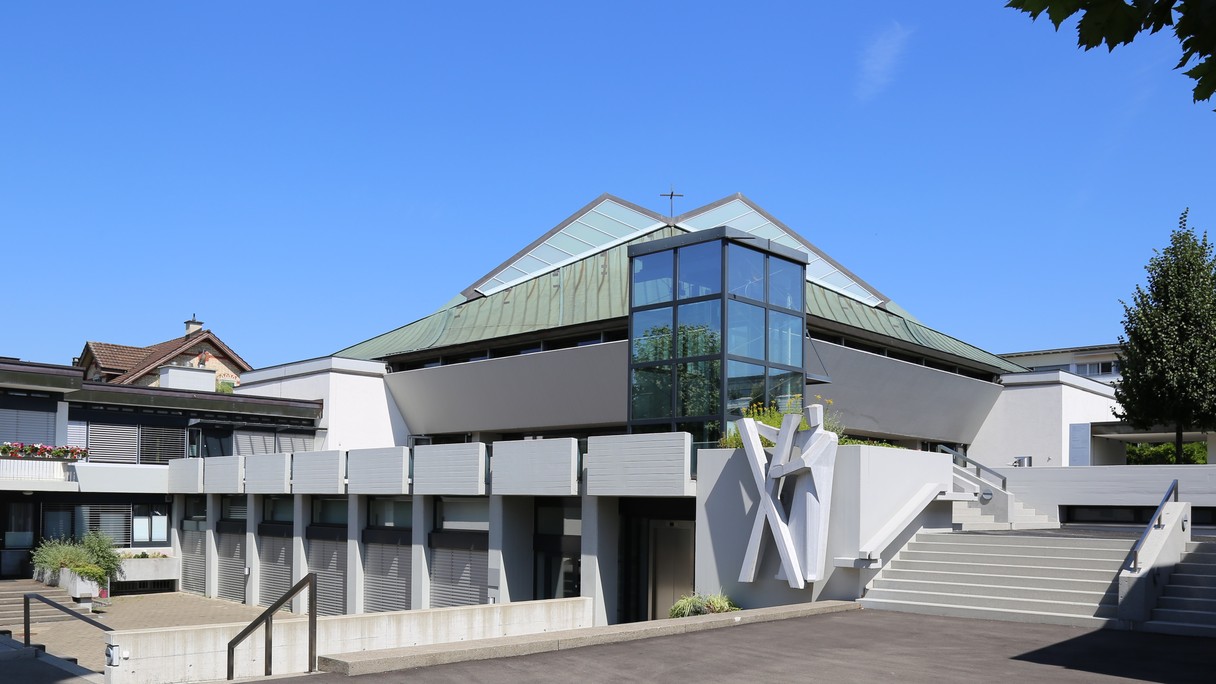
top-left (87, 424), bottom-right (139, 464)
top-left (306, 539), bottom-right (347, 616)
top-left (180, 530), bottom-right (206, 595)
top-left (235, 431), bottom-right (276, 455)
top-left (216, 533), bottom-right (246, 603)
top-left (364, 543), bottom-right (411, 612)
top-left (259, 537), bottom-right (293, 610)
top-left (277, 433), bottom-right (314, 453)
top-left (430, 548), bottom-right (487, 608)
top-left (139, 426), bottom-right (186, 464)
top-left (66, 421), bottom-right (88, 448)
top-left (0, 408), bottom-right (56, 445)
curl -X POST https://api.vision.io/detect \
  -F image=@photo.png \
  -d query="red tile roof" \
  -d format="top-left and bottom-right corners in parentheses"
top-left (81, 331), bottom-right (252, 385)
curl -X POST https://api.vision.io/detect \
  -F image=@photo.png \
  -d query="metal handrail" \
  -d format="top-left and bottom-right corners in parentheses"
top-left (938, 445), bottom-right (1007, 491)
top-left (23, 593), bottom-right (113, 646)
top-left (1126, 479), bottom-right (1180, 573)
top-left (226, 573), bottom-right (316, 681)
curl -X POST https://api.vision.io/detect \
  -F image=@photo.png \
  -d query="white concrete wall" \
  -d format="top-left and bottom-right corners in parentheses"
top-left (585, 433), bottom-right (694, 497)
top-left (969, 371), bottom-right (1118, 468)
top-left (490, 439), bottom-right (578, 496)
top-left (104, 597), bottom-right (593, 684)
top-left (74, 463), bottom-right (170, 493)
top-left (236, 357), bottom-right (409, 451)
top-left (157, 366), bottom-right (217, 392)
top-left (998, 465), bottom-right (1216, 518)
top-left (694, 445), bottom-right (953, 609)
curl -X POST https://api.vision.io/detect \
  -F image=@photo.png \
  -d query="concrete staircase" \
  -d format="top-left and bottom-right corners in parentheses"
top-left (952, 499), bottom-right (1056, 531)
top-left (1141, 540), bottom-right (1216, 637)
top-left (0, 580), bottom-right (89, 628)
top-left (859, 532), bottom-right (1132, 627)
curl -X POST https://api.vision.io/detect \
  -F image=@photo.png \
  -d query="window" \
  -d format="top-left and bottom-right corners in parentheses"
top-left (436, 497), bottom-right (488, 532)
top-left (133, 504), bottom-right (169, 545)
top-left (727, 244), bottom-right (766, 301)
top-left (311, 498), bottom-right (348, 526)
top-left (677, 241), bottom-right (722, 299)
top-left (632, 251), bottom-right (673, 306)
top-left (1076, 361), bottom-right (1119, 376)
top-left (631, 308), bottom-right (673, 362)
top-left (263, 496), bottom-right (294, 523)
top-left (368, 497), bottom-right (412, 528)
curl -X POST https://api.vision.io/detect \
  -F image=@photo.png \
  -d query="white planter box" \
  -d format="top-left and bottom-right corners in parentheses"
top-left (60, 567), bottom-right (101, 599)
top-left (120, 557), bottom-right (179, 582)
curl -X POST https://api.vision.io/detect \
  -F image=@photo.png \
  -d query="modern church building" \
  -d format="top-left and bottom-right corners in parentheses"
top-left (3, 194), bottom-right (1212, 655)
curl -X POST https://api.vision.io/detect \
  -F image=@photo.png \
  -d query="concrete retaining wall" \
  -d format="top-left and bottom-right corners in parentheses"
top-left (103, 596), bottom-right (592, 684)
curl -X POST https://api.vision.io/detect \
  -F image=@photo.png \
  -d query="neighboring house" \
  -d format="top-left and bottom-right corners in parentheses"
top-left (74, 316), bottom-right (251, 390)
top-left (1001, 343), bottom-right (1122, 385)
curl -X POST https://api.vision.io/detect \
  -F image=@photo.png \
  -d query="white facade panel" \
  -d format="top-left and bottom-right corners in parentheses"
top-left (412, 443), bottom-right (486, 496)
top-left (292, 450), bottom-right (346, 494)
top-left (244, 453), bottom-right (292, 494)
top-left (167, 459), bottom-right (205, 494)
top-left (86, 423), bottom-right (139, 464)
top-left (66, 421), bottom-right (88, 448)
top-left (203, 455), bottom-right (245, 493)
top-left (346, 447), bottom-right (410, 495)
top-left (490, 439), bottom-right (578, 496)
top-left (585, 433), bottom-right (695, 497)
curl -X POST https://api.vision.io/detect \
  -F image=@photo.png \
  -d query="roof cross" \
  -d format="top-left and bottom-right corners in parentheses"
top-left (660, 186), bottom-right (683, 219)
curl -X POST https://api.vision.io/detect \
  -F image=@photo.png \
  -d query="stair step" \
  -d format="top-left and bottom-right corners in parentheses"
top-left (1139, 620), bottom-right (1216, 638)
top-left (897, 550), bottom-right (1125, 570)
top-left (1181, 551), bottom-right (1216, 563)
top-left (1151, 608), bottom-right (1216, 626)
top-left (878, 568), bottom-right (1115, 592)
top-left (857, 597), bottom-right (1118, 628)
top-left (1170, 573), bottom-right (1216, 588)
top-left (954, 522), bottom-right (1011, 531)
top-left (1157, 595), bottom-right (1216, 612)
top-left (870, 578), bottom-right (1113, 603)
top-left (918, 534), bottom-right (1132, 551)
top-left (1162, 585), bottom-right (1216, 600)
top-left (905, 541), bottom-right (1128, 560)
top-left (1175, 562), bottom-right (1216, 576)
top-left (894, 559), bottom-right (1118, 581)
top-left (862, 588), bottom-right (1115, 617)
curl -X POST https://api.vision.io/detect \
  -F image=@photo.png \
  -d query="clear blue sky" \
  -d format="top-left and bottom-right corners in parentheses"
top-left (2, 2), bottom-right (1213, 369)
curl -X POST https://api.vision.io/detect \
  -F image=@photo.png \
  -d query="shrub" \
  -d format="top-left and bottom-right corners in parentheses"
top-left (81, 530), bottom-right (122, 581)
top-left (32, 538), bottom-right (90, 572)
top-left (69, 563), bottom-right (108, 585)
top-left (669, 592), bottom-right (741, 618)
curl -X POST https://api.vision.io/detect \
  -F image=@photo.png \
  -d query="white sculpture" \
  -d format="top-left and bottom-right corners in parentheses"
top-left (737, 403), bottom-right (838, 589)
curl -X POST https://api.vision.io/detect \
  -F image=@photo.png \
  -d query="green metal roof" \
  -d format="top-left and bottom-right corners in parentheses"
top-left (337, 225), bottom-right (1022, 375)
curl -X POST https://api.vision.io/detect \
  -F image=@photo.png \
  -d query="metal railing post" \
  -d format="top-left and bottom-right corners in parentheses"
top-left (264, 612), bottom-right (273, 676)
top-left (308, 573), bottom-right (317, 673)
top-left (23, 596), bottom-right (30, 646)
top-left (226, 572), bottom-right (317, 680)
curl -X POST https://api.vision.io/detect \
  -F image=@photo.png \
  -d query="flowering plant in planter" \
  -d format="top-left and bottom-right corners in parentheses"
top-left (0, 442), bottom-right (89, 460)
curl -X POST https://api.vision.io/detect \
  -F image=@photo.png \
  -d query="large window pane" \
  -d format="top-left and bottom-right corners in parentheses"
top-left (631, 366), bottom-right (672, 419)
top-left (677, 301), bottom-right (721, 358)
top-left (727, 244), bottom-right (766, 301)
top-left (768, 310), bottom-right (803, 367)
top-left (768, 257), bottom-right (804, 310)
top-left (678, 360), bottom-right (720, 417)
top-left (632, 308), bottom-right (672, 362)
top-left (726, 361), bottom-right (765, 417)
top-left (677, 420), bottom-right (721, 445)
top-left (727, 300), bottom-right (765, 360)
top-left (678, 241), bottom-right (722, 299)
top-left (632, 251), bottom-right (673, 306)
top-left (768, 368), bottom-right (803, 413)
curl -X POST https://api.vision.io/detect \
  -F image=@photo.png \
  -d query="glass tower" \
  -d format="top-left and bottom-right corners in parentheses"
top-left (627, 227), bottom-right (820, 445)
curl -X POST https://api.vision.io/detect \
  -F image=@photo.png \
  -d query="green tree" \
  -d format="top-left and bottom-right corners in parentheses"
top-left (1007, 1), bottom-right (1216, 105)
top-left (1115, 210), bottom-right (1216, 462)
top-left (1125, 441), bottom-right (1208, 464)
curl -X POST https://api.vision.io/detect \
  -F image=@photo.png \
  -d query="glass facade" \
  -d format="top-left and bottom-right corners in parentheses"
top-left (628, 230), bottom-right (809, 444)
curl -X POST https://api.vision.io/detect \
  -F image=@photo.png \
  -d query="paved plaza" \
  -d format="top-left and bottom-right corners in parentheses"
top-left (0, 590), bottom-right (265, 673)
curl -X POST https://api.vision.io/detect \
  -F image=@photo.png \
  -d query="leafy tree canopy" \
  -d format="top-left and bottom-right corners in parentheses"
top-left (1007, 0), bottom-right (1216, 105)
top-left (1115, 210), bottom-right (1216, 461)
